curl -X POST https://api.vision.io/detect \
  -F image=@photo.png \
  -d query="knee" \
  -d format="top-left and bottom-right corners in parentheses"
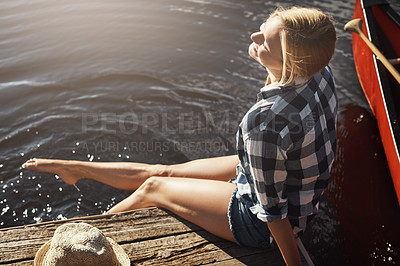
top-left (151, 164), bottom-right (171, 177)
top-left (137, 176), bottom-right (164, 194)
top-left (126, 176), bottom-right (164, 208)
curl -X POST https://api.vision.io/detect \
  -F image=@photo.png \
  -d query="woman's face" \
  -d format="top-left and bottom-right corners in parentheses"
top-left (249, 16), bottom-right (283, 77)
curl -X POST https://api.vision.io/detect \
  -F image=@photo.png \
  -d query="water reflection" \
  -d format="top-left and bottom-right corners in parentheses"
top-left (328, 104), bottom-right (399, 265)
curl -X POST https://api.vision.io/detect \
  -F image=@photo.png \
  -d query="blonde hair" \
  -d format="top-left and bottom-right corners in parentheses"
top-left (267, 7), bottom-right (336, 86)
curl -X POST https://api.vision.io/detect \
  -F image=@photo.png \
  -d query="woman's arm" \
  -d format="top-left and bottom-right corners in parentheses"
top-left (267, 217), bottom-right (301, 266)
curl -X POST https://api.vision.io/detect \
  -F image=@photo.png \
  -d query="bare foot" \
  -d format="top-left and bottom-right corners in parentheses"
top-left (22, 158), bottom-right (81, 185)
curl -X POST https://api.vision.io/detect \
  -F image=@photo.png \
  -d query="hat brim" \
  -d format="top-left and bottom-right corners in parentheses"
top-left (34, 240), bottom-right (51, 266)
top-left (34, 237), bottom-right (130, 266)
top-left (106, 237), bottom-right (131, 265)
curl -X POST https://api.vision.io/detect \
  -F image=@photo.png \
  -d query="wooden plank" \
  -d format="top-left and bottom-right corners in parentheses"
top-left (2, 262), bottom-right (31, 266)
top-left (1, 231), bottom-right (284, 266)
top-left (0, 208), bottom-right (200, 263)
top-left (0, 207), bottom-right (287, 265)
top-left (123, 232), bottom-right (284, 265)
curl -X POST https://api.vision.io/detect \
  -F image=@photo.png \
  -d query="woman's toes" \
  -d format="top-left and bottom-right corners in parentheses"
top-left (22, 159), bottom-right (37, 169)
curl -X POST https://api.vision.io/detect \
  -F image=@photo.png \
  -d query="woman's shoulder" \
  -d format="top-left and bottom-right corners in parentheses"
top-left (239, 66), bottom-right (336, 138)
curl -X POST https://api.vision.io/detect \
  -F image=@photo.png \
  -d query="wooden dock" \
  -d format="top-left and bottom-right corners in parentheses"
top-left (0, 207), bottom-right (293, 265)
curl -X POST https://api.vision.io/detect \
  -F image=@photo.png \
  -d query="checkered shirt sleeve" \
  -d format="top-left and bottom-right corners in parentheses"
top-left (245, 128), bottom-right (289, 222)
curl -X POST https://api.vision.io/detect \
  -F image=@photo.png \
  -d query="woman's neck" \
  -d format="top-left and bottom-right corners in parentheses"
top-left (266, 68), bottom-right (282, 84)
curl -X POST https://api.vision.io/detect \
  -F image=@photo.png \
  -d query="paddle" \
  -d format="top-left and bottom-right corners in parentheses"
top-left (387, 58), bottom-right (400, 66)
top-left (344, 18), bottom-right (400, 85)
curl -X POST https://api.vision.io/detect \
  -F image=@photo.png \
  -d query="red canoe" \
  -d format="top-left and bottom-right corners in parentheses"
top-left (351, 0), bottom-right (400, 205)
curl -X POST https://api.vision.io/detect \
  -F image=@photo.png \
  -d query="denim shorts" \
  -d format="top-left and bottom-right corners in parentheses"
top-left (227, 187), bottom-right (272, 248)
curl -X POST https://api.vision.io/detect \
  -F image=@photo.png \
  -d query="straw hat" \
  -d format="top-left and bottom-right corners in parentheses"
top-left (34, 222), bottom-right (130, 266)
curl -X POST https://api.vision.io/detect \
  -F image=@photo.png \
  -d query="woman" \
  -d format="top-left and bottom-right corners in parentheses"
top-left (23, 6), bottom-right (337, 265)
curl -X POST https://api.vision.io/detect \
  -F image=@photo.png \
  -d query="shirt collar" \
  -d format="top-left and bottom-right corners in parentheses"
top-left (256, 77), bottom-right (308, 101)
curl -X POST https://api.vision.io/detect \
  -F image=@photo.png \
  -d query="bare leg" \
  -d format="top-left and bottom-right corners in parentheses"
top-left (22, 155), bottom-right (239, 190)
top-left (22, 159), bottom-right (160, 190)
top-left (109, 176), bottom-right (237, 242)
top-left (22, 158), bottom-right (239, 242)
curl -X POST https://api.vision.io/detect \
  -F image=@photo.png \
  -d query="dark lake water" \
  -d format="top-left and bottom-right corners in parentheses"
top-left (1, 0), bottom-right (399, 264)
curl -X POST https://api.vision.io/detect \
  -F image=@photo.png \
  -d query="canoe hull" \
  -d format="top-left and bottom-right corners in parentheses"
top-left (352, 0), bottom-right (400, 205)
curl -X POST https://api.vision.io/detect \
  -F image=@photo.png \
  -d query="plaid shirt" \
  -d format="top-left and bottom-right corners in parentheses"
top-left (235, 66), bottom-right (337, 235)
